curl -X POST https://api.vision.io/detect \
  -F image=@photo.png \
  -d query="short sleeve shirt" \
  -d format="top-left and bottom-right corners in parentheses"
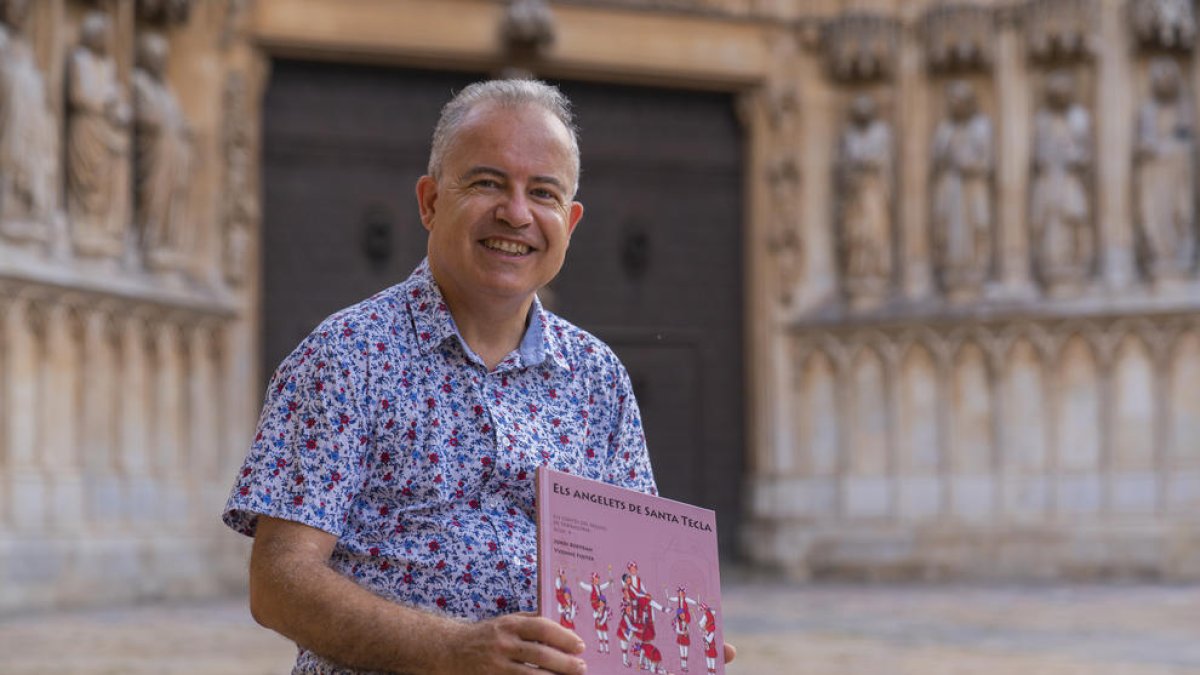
top-left (222, 259), bottom-right (657, 674)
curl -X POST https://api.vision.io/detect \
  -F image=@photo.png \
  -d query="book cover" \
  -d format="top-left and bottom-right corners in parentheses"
top-left (536, 466), bottom-right (725, 675)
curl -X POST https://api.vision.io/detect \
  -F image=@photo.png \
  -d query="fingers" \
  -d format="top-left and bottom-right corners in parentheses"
top-left (496, 614), bottom-right (587, 674)
top-left (510, 640), bottom-right (587, 675)
top-left (513, 614), bottom-right (585, 654)
top-left (724, 641), bottom-right (737, 664)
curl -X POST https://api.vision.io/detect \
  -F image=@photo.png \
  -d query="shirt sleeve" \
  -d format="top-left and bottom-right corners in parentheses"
top-left (222, 317), bottom-right (372, 537)
top-left (603, 359), bottom-right (658, 496)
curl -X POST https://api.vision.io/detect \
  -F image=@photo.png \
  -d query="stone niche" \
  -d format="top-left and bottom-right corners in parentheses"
top-left (745, 0), bottom-right (1200, 582)
top-left (0, 0), bottom-right (264, 612)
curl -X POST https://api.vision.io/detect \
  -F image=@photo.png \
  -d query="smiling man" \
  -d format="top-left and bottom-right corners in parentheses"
top-left (223, 80), bottom-right (734, 674)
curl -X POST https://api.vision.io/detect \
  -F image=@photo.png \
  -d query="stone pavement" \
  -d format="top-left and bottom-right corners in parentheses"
top-left (1, 577), bottom-right (1197, 674)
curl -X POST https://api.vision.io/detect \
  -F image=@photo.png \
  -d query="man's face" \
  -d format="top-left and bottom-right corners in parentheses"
top-left (417, 102), bottom-right (583, 313)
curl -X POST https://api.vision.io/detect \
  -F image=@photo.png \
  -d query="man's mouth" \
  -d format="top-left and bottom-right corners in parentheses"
top-left (481, 238), bottom-right (533, 255)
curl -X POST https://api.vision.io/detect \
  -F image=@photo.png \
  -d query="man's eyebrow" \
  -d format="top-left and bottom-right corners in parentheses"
top-left (531, 175), bottom-right (568, 192)
top-left (458, 166), bottom-right (567, 192)
top-left (458, 166), bottom-right (507, 182)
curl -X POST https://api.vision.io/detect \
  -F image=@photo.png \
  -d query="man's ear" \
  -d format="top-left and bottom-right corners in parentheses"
top-left (567, 201), bottom-right (584, 237)
top-left (416, 175), bottom-right (438, 232)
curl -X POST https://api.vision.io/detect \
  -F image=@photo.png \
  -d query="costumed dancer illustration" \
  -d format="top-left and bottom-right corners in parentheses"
top-left (669, 586), bottom-right (698, 672)
top-left (625, 560), bottom-right (649, 603)
top-left (554, 568), bottom-right (578, 630)
top-left (633, 586), bottom-right (667, 673)
top-left (697, 598), bottom-right (720, 675)
top-left (617, 580), bottom-right (638, 668)
top-left (634, 639), bottom-right (666, 673)
top-left (579, 570), bottom-right (613, 653)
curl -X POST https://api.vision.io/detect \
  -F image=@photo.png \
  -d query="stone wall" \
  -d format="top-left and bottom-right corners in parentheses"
top-left (2, 0), bottom-right (1197, 614)
top-left (0, 0), bottom-right (263, 612)
top-left (745, 0), bottom-right (1200, 580)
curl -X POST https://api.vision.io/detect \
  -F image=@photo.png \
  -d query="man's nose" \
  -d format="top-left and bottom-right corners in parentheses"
top-left (495, 190), bottom-right (533, 228)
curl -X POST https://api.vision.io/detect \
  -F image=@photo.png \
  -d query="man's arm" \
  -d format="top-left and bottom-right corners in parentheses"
top-left (249, 515), bottom-right (588, 675)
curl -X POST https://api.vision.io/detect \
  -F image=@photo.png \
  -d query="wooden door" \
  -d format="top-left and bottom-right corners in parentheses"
top-left (550, 80), bottom-right (746, 553)
top-left (262, 61), bottom-right (746, 553)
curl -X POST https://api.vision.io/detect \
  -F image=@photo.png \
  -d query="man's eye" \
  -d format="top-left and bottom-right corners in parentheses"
top-left (532, 188), bottom-right (559, 201)
top-left (473, 179), bottom-right (501, 189)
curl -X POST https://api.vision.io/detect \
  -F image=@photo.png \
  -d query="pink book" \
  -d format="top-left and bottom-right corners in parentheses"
top-left (536, 466), bottom-right (725, 675)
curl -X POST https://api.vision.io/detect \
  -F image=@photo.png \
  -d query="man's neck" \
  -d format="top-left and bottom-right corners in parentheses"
top-left (441, 291), bottom-right (533, 372)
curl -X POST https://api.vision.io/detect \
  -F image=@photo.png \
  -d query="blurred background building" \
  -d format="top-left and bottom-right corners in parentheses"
top-left (0, 0), bottom-right (1198, 615)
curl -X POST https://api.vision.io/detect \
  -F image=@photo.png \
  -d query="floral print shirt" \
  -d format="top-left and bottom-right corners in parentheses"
top-left (223, 259), bottom-right (656, 673)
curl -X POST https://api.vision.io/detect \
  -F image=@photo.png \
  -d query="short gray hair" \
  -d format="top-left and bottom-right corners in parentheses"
top-left (427, 79), bottom-right (581, 195)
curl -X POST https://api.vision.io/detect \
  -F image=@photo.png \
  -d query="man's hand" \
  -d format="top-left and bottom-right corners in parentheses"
top-left (725, 641), bottom-right (737, 664)
top-left (252, 516), bottom-right (588, 674)
top-left (439, 613), bottom-right (586, 675)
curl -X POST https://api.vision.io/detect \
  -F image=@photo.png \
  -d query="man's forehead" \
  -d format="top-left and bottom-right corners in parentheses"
top-left (443, 103), bottom-right (577, 183)
top-left (457, 101), bottom-right (570, 142)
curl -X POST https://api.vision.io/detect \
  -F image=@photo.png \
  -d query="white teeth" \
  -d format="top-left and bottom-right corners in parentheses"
top-left (483, 239), bottom-right (531, 255)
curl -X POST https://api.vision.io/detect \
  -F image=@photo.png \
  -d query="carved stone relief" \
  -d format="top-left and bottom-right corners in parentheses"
top-left (137, 0), bottom-right (193, 26)
top-left (0, 0), bottom-right (55, 242)
top-left (822, 14), bottom-right (898, 83)
top-left (1025, 0), bottom-right (1097, 62)
top-left (220, 0), bottom-right (251, 50)
top-left (931, 80), bottom-right (993, 297)
top-left (922, 5), bottom-right (995, 73)
top-left (767, 155), bottom-right (800, 302)
top-left (1129, 0), bottom-right (1195, 51)
top-left (133, 32), bottom-right (193, 272)
top-left (66, 11), bottom-right (131, 258)
top-left (836, 93), bottom-right (893, 304)
top-left (1133, 57), bottom-right (1196, 280)
top-left (762, 33), bottom-right (801, 304)
top-left (1030, 69), bottom-right (1094, 291)
top-left (221, 72), bottom-right (257, 286)
top-left (559, 0), bottom-right (750, 15)
top-left (501, 0), bottom-right (555, 51)
top-left (500, 0), bottom-right (556, 78)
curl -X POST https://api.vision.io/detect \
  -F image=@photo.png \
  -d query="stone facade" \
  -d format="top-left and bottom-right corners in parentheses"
top-left (748, 0), bottom-right (1200, 581)
top-left (0, 0), bottom-right (263, 612)
top-left (1, 0), bottom-right (1197, 613)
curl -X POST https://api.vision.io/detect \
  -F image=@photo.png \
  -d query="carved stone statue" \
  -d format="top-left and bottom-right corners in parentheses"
top-left (0, 0), bottom-right (55, 241)
top-left (134, 32), bottom-right (193, 271)
top-left (1134, 57), bottom-right (1196, 280)
top-left (1030, 70), bottom-right (1093, 289)
top-left (67, 12), bottom-right (131, 257)
top-left (836, 93), bottom-right (893, 300)
top-left (931, 80), bottom-right (993, 295)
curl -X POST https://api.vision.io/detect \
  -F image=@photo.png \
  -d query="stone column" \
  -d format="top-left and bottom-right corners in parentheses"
top-left (1096, 0), bottom-right (1137, 288)
top-left (898, 8), bottom-right (933, 300)
top-left (994, 13), bottom-right (1035, 296)
top-left (153, 319), bottom-right (187, 523)
top-left (796, 41), bottom-right (839, 309)
top-left (3, 295), bottom-right (48, 529)
top-left (42, 301), bottom-right (85, 530)
top-left (187, 322), bottom-right (220, 521)
top-left (81, 305), bottom-right (121, 525)
top-left (118, 313), bottom-right (152, 525)
top-left (0, 295), bottom-right (9, 529)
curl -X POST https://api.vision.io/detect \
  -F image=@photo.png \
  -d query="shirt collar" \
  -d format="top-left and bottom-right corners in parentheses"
top-left (405, 259), bottom-right (570, 372)
top-left (526, 294), bottom-right (572, 372)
